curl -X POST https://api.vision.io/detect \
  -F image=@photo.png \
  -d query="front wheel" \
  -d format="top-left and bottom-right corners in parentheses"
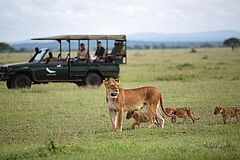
top-left (75, 82), bottom-right (83, 87)
top-left (84, 73), bottom-right (102, 87)
top-left (6, 80), bottom-right (13, 89)
top-left (12, 74), bottom-right (32, 89)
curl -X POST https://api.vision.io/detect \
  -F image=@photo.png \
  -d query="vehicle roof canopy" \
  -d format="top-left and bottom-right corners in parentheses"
top-left (32, 35), bottom-right (126, 41)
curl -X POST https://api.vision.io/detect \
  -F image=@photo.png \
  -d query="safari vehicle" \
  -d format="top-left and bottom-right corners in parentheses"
top-left (0, 35), bottom-right (127, 89)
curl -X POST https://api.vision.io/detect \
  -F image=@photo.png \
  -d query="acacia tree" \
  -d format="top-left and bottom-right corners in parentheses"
top-left (0, 42), bottom-right (15, 53)
top-left (223, 37), bottom-right (240, 51)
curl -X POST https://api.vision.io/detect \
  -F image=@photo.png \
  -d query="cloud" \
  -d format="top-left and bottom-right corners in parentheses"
top-left (0, 0), bottom-right (240, 42)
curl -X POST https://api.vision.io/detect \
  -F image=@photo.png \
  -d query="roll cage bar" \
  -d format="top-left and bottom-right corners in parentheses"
top-left (32, 35), bottom-right (127, 64)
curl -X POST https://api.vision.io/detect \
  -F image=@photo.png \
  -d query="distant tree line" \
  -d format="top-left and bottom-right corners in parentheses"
top-left (1, 37), bottom-right (239, 53)
top-left (128, 43), bottom-right (169, 49)
top-left (0, 42), bottom-right (15, 53)
top-left (127, 37), bottom-right (240, 50)
top-left (127, 42), bottom-right (219, 50)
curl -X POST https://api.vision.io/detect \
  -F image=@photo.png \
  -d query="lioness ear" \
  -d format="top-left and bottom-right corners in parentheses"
top-left (219, 108), bottom-right (223, 113)
top-left (115, 79), bottom-right (120, 85)
top-left (103, 80), bottom-right (109, 86)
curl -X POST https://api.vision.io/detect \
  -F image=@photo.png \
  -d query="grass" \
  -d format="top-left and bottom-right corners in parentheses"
top-left (0, 48), bottom-right (240, 159)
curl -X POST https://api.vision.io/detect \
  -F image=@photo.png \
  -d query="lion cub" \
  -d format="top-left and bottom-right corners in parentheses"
top-left (165, 107), bottom-right (200, 123)
top-left (126, 111), bottom-right (159, 129)
top-left (214, 106), bottom-right (240, 124)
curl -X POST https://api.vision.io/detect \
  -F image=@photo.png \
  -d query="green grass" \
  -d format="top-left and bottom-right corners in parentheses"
top-left (0, 48), bottom-right (240, 159)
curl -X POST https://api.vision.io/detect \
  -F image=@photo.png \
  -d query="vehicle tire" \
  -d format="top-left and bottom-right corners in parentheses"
top-left (6, 80), bottom-right (13, 89)
top-left (84, 73), bottom-right (102, 87)
top-left (12, 74), bottom-right (32, 89)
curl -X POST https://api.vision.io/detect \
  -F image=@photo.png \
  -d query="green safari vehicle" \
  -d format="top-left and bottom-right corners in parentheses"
top-left (0, 35), bottom-right (127, 89)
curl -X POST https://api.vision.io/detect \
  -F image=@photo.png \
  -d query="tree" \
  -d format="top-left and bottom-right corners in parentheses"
top-left (0, 42), bottom-right (15, 53)
top-left (133, 44), bottom-right (143, 49)
top-left (19, 47), bottom-right (27, 52)
top-left (152, 43), bottom-right (167, 49)
top-left (223, 37), bottom-right (240, 51)
top-left (159, 43), bottom-right (167, 49)
top-left (152, 44), bottom-right (160, 49)
top-left (143, 44), bottom-right (151, 49)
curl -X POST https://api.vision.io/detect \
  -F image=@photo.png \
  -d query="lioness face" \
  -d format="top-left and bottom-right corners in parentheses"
top-left (165, 108), bottom-right (174, 115)
top-left (126, 111), bottom-right (134, 119)
top-left (214, 106), bottom-right (222, 115)
top-left (103, 79), bottom-right (120, 98)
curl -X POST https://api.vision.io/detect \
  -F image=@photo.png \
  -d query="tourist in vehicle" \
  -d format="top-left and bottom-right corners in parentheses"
top-left (111, 42), bottom-right (118, 55)
top-left (94, 41), bottom-right (105, 61)
top-left (77, 43), bottom-right (88, 59)
top-left (43, 51), bottom-right (58, 63)
top-left (106, 42), bottom-right (118, 62)
top-left (107, 42), bottom-right (125, 63)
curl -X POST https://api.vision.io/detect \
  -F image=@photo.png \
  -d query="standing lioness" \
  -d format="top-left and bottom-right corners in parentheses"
top-left (103, 79), bottom-right (171, 132)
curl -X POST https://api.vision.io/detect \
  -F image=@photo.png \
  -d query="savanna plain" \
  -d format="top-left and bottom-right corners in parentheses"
top-left (0, 48), bottom-right (240, 159)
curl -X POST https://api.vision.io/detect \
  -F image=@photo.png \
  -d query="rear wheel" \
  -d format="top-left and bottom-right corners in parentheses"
top-left (84, 73), bottom-right (102, 87)
top-left (12, 74), bottom-right (32, 89)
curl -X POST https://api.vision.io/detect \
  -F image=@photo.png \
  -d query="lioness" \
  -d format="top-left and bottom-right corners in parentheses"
top-left (126, 110), bottom-right (160, 129)
top-left (214, 106), bottom-right (240, 124)
top-left (165, 107), bottom-right (200, 123)
top-left (103, 79), bottom-right (171, 132)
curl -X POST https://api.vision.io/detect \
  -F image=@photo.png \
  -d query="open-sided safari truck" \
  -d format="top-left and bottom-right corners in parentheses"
top-left (0, 35), bottom-right (127, 89)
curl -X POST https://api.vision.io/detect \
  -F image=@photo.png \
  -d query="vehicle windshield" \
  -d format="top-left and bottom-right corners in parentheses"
top-left (31, 49), bottom-right (48, 63)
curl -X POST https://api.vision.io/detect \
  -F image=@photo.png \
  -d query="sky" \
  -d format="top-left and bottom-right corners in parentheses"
top-left (0, 0), bottom-right (240, 42)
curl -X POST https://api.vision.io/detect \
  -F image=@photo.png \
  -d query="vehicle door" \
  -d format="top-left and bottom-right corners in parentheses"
top-left (69, 58), bottom-right (89, 79)
top-left (31, 62), bottom-right (69, 81)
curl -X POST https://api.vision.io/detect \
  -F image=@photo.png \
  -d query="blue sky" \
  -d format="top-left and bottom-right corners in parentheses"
top-left (0, 0), bottom-right (240, 42)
